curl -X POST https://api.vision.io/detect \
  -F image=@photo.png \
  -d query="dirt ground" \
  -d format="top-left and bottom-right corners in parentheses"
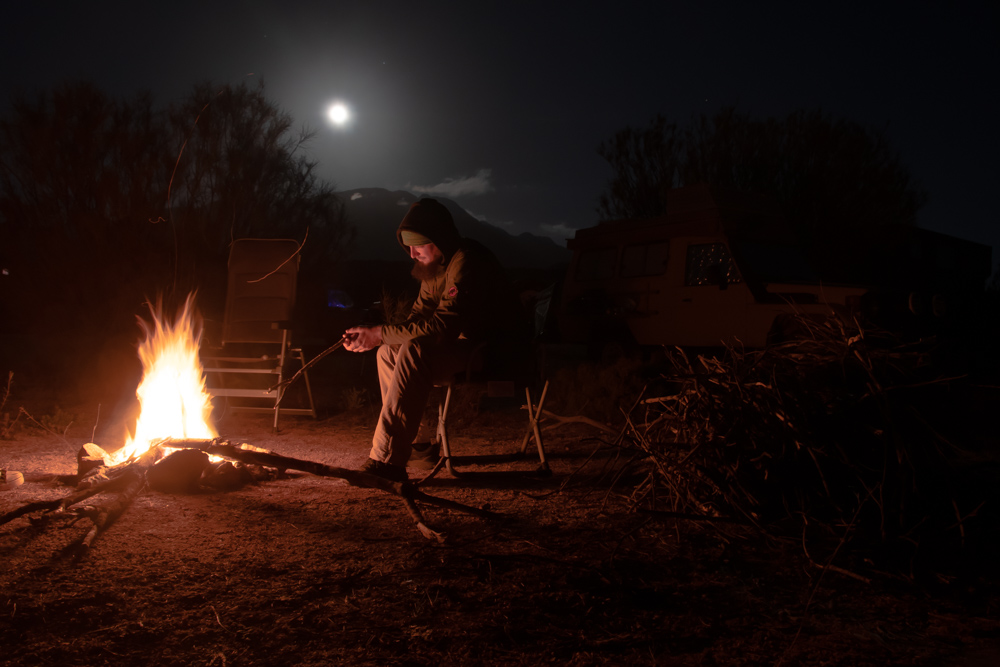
top-left (2, 385), bottom-right (1000, 667)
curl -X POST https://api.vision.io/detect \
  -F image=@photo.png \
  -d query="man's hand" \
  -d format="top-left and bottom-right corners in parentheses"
top-left (343, 325), bottom-right (383, 353)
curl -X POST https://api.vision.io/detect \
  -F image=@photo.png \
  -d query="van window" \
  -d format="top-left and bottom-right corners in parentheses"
top-left (685, 243), bottom-right (742, 286)
top-left (575, 247), bottom-right (616, 281)
top-left (621, 242), bottom-right (669, 277)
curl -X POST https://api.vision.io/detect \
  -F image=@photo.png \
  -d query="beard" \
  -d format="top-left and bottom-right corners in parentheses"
top-left (411, 259), bottom-right (445, 282)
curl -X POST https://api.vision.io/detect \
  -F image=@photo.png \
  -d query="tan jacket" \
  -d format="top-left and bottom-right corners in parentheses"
top-left (382, 239), bottom-right (523, 345)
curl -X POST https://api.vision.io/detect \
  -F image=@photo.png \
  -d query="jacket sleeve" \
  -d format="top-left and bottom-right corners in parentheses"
top-left (380, 252), bottom-right (468, 345)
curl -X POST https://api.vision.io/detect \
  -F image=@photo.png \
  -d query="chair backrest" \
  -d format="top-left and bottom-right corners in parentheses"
top-left (222, 238), bottom-right (301, 345)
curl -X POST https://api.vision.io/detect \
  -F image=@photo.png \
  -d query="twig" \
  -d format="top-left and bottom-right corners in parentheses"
top-left (1, 371), bottom-right (11, 412)
top-left (639, 509), bottom-right (750, 525)
top-left (15, 407), bottom-right (71, 444)
top-left (271, 337), bottom-right (346, 396)
top-left (402, 496), bottom-right (445, 542)
top-left (779, 489), bottom-right (873, 665)
top-left (0, 371), bottom-right (13, 439)
top-left (538, 409), bottom-right (616, 434)
top-left (246, 228), bottom-right (308, 283)
top-left (163, 92), bottom-right (220, 289)
top-left (807, 560), bottom-right (871, 584)
top-left (209, 605), bottom-right (230, 632)
top-left (947, 499), bottom-right (985, 549)
top-left (91, 403), bottom-right (101, 443)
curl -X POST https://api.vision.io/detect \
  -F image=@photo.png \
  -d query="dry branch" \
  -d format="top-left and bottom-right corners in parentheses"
top-left (639, 509), bottom-right (751, 526)
top-left (539, 409), bottom-right (617, 434)
top-left (172, 438), bottom-right (502, 528)
top-left (0, 452), bottom-right (153, 527)
top-left (271, 336), bottom-right (346, 399)
top-left (610, 314), bottom-right (986, 574)
top-left (77, 462), bottom-right (150, 551)
top-left (1, 447), bottom-right (158, 555)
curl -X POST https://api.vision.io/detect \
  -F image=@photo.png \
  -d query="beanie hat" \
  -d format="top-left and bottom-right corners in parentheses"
top-left (400, 230), bottom-right (433, 246)
top-left (396, 198), bottom-right (461, 260)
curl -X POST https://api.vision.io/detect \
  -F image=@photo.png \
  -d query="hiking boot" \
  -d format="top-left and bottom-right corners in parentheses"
top-left (408, 441), bottom-right (441, 470)
top-left (359, 458), bottom-right (409, 483)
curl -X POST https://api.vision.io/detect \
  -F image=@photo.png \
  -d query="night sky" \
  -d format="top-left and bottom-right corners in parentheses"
top-left (3, 1), bottom-right (998, 263)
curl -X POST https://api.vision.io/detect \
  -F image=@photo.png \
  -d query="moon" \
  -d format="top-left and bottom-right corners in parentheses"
top-left (327, 102), bottom-right (350, 126)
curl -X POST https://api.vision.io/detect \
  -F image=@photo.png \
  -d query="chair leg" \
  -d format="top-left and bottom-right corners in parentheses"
top-left (272, 388), bottom-right (282, 433)
top-left (521, 381), bottom-right (550, 473)
top-left (437, 385), bottom-right (463, 477)
top-left (419, 384), bottom-right (458, 485)
top-left (295, 348), bottom-right (317, 419)
top-left (272, 330), bottom-right (291, 433)
top-left (418, 381), bottom-right (552, 483)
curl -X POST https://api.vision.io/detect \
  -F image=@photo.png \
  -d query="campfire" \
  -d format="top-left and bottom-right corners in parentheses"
top-left (111, 296), bottom-right (217, 465)
top-left (1, 296), bottom-right (495, 552)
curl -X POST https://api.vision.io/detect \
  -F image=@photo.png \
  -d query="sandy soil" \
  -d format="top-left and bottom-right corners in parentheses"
top-left (2, 391), bottom-right (999, 666)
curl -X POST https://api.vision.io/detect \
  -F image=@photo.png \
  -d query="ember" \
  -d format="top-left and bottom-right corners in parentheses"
top-left (111, 295), bottom-right (217, 464)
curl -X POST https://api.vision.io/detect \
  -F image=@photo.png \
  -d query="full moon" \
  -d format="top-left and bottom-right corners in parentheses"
top-left (327, 102), bottom-right (350, 126)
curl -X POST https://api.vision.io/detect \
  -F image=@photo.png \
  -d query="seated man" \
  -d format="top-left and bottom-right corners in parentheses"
top-left (344, 198), bottom-right (526, 482)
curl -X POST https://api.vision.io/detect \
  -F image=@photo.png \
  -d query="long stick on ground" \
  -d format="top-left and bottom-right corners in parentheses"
top-left (172, 438), bottom-right (502, 525)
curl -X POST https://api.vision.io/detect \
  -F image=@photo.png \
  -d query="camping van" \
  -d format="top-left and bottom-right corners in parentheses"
top-left (557, 185), bottom-right (869, 352)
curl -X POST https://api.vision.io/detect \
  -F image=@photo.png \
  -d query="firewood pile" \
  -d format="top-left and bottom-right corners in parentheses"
top-left (611, 316), bottom-right (998, 575)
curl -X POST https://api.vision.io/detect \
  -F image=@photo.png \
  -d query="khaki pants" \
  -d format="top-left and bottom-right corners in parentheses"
top-left (369, 338), bottom-right (475, 466)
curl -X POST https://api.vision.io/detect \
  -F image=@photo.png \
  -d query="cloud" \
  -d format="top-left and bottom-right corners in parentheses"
top-left (540, 222), bottom-right (578, 242)
top-left (410, 168), bottom-right (494, 198)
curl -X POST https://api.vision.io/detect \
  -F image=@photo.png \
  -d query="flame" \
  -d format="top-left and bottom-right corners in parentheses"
top-left (111, 295), bottom-right (217, 464)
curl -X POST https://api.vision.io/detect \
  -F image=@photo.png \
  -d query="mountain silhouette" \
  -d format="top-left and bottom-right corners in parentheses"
top-left (337, 188), bottom-right (571, 270)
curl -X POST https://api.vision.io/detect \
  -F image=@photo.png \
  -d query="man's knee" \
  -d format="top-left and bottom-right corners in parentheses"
top-left (376, 343), bottom-right (398, 367)
top-left (396, 338), bottom-right (434, 364)
top-left (382, 337), bottom-right (464, 378)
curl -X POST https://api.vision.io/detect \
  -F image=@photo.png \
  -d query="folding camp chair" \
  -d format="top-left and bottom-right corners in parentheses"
top-left (202, 238), bottom-right (316, 431)
top-left (416, 340), bottom-right (550, 484)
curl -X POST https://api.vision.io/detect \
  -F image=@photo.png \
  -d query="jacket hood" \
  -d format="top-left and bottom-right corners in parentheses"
top-left (396, 198), bottom-right (462, 262)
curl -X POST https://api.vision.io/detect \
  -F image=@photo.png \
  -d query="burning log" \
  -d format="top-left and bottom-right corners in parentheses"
top-left (77, 442), bottom-right (109, 478)
top-left (146, 448), bottom-right (210, 493)
top-left (201, 460), bottom-right (254, 490)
